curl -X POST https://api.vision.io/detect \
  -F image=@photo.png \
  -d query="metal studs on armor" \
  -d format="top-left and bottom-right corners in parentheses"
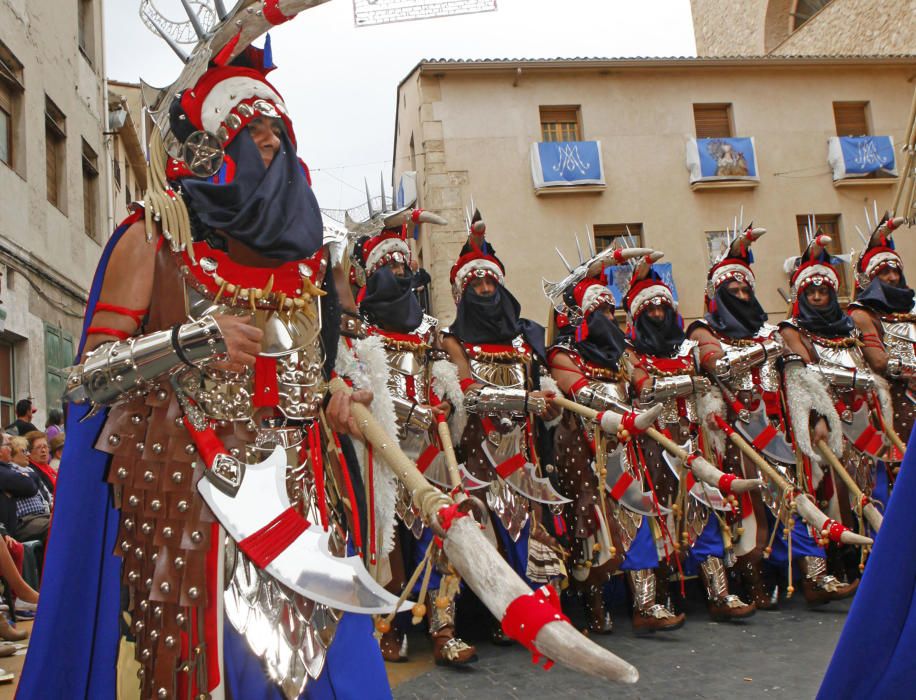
top-left (153, 606), bottom-right (163, 619)
top-left (157, 689), bottom-right (169, 699)
top-left (108, 434), bottom-right (121, 447)
top-left (188, 587), bottom-right (200, 600)
top-left (172, 471), bottom-right (184, 484)
top-left (123, 518), bottom-right (134, 531)
top-left (177, 500), bottom-right (189, 513)
top-left (174, 556), bottom-right (185, 569)
top-left (117, 467), bottom-right (128, 480)
top-left (141, 522), bottom-right (153, 535)
top-left (136, 442), bottom-right (145, 453)
top-left (150, 499), bottom-right (162, 512)
top-left (156, 389), bottom-right (168, 401)
top-left (138, 599), bottom-right (149, 612)
top-left (164, 635), bottom-right (176, 649)
top-left (134, 546), bottom-right (144, 559)
top-left (128, 495), bottom-right (140, 508)
top-left (184, 444), bottom-right (197, 455)
top-left (134, 620), bottom-right (145, 633)
top-left (152, 443), bottom-right (164, 455)
top-left (162, 527), bottom-right (174, 539)
top-left (174, 416), bottom-right (185, 427)
top-left (191, 530), bottom-right (203, 544)
top-left (128, 570), bottom-right (140, 583)
top-left (140, 649), bottom-right (151, 661)
top-left (143, 471), bottom-right (155, 483)
top-left (176, 613), bottom-right (187, 626)
top-left (149, 629), bottom-right (159, 641)
top-left (159, 582), bottom-right (171, 594)
top-left (131, 414), bottom-right (143, 425)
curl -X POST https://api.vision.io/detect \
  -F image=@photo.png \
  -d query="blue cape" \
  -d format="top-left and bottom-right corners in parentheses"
top-left (817, 430), bottom-right (916, 698)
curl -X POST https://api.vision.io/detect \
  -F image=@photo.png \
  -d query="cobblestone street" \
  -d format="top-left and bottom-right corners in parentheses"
top-left (392, 590), bottom-right (850, 699)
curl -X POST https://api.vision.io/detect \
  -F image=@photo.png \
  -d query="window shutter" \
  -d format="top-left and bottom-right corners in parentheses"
top-left (833, 102), bottom-right (869, 137)
top-left (693, 104), bottom-right (732, 138)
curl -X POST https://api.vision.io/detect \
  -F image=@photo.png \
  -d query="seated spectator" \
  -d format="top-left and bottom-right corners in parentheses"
top-left (6, 438), bottom-right (51, 544)
top-left (44, 409), bottom-right (63, 442)
top-left (5, 400), bottom-right (37, 437)
top-left (24, 432), bottom-right (55, 492)
top-left (48, 433), bottom-right (64, 473)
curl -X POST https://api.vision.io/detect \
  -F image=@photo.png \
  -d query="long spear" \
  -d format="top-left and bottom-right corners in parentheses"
top-left (328, 378), bottom-right (639, 684)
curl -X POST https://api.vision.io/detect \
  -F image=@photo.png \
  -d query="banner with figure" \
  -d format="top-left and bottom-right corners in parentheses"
top-left (530, 141), bottom-right (606, 190)
top-left (605, 263), bottom-right (678, 308)
top-left (686, 137), bottom-right (759, 184)
top-left (828, 136), bottom-right (897, 180)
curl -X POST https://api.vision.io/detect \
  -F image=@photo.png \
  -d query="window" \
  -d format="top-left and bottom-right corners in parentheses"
top-left (0, 40), bottom-right (24, 171)
top-left (693, 103), bottom-right (732, 139)
top-left (82, 139), bottom-right (99, 239)
top-left (45, 96), bottom-right (66, 212)
top-left (124, 159), bottom-right (132, 208)
top-left (833, 101), bottom-right (869, 137)
top-left (593, 223), bottom-right (644, 252)
top-left (45, 324), bottom-right (74, 416)
top-left (540, 106), bottom-right (581, 142)
top-left (78, 0), bottom-right (95, 62)
top-left (795, 214), bottom-right (849, 298)
top-left (0, 342), bottom-right (14, 428)
top-left (792, 0), bottom-right (834, 31)
top-left (112, 137), bottom-right (121, 188)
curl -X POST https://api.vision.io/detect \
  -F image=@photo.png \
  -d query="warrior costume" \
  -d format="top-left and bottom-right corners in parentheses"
top-left (344, 202), bottom-right (478, 666)
top-left (624, 256), bottom-right (755, 622)
top-left (688, 221), bottom-right (852, 607)
top-left (848, 212), bottom-right (916, 443)
top-left (544, 240), bottom-right (684, 634)
top-left (18, 5), bottom-right (396, 698)
top-left (780, 228), bottom-right (901, 558)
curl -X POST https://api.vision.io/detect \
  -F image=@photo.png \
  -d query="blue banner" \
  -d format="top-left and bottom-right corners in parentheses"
top-left (838, 136), bottom-right (895, 174)
top-left (531, 141), bottom-right (605, 188)
top-left (692, 137), bottom-right (758, 180)
top-left (604, 263), bottom-right (678, 307)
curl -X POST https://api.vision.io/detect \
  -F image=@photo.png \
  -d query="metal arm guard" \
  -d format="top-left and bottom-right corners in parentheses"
top-left (572, 384), bottom-right (631, 414)
top-left (886, 358), bottom-right (916, 380)
top-left (639, 375), bottom-right (708, 405)
top-left (815, 364), bottom-right (875, 392)
top-left (391, 394), bottom-right (434, 433)
top-left (464, 386), bottom-right (546, 418)
top-left (714, 338), bottom-right (781, 378)
top-left (65, 316), bottom-right (227, 407)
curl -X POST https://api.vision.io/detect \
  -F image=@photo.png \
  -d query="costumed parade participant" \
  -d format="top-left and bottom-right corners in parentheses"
top-left (688, 219), bottom-right (856, 606)
top-left (543, 238), bottom-right (683, 634)
top-left (623, 253), bottom-right (757, 622)
top-left (343, 199), bottom-right (479, 667)
top-left (18, 4), bottom-right (407, 698)
top-left (780, 223), bottom-right (899, 578)
top-left (440, 208), bottom-right (569, 641)
top-left (848, 209), bottom-right (915, 444)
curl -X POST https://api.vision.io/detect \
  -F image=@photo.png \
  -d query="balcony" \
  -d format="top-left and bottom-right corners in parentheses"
top-left (530, 140), bottom-right (606, 195)
top-left (686, 137), bottom-right (760, 191)
top-left (828, 136), bottom-right (898, 188)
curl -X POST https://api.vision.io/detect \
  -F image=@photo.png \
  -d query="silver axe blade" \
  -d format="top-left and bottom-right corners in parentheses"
top-left (604, 447), bottom-right (671, 516)
top-left (735, 401), bottom-right (797, 465)
top-left (841, 404), bottom-right (902, 462)
top-left (423, 451), bottom-right (490, 491)
top-left (662, 446), bottom-right (732, 512)
top-left (481, 437), bottom-right (571, 505)
top-left (197, 445), bottom-right (399, 614)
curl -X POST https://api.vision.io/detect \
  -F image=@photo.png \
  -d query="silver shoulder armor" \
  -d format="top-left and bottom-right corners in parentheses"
top-left (65, 315), bottom-right (227, 408)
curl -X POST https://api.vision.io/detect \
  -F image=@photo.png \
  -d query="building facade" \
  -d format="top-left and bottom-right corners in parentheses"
top-left (108, 80), bottom-right (148, 227)
top-left (0, 0), bottom-right (108, 426)
top-left (392, 55), bottom-right (916, 327)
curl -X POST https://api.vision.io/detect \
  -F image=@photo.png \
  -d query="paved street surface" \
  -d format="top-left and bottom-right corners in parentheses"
top-left (392, 591), bottom-right (850, 699)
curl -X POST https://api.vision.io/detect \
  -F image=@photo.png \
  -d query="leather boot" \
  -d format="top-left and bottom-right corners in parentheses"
top-left (428, 590), bottom-right (477, 666)
top-left (737, 553), bottom-right (777, 610)
top-left (0, 614), bottom-right (27, 642)
top-left (627, 569), bottom-right (684, 634)
top-left (700, 557), bottom-right (756, 621)
top-left (800, 556), bottom-right (859, 606)
top-left (582, 584), bottom-right (613, 635)
top-left (378, 627), bottom-right (407, 663)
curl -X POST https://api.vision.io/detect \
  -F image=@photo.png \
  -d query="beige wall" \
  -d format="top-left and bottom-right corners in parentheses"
top-left (109, 81), bottom-right (148, 226)
top-left (692, 0), bottom-right (916, 57)
top-left (0, 0), bottom-right (108, 420)
top-left (395, 59), bottom-right (916, 331)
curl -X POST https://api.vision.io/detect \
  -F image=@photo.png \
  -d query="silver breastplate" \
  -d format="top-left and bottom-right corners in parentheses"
top-left (881, 318), bottom-right (916, 365)
top-left (811, 337), bottom-right (867, 372)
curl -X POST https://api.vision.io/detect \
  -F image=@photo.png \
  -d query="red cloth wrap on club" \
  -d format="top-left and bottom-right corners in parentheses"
top-left (501, 585), bottom-right (570, 669)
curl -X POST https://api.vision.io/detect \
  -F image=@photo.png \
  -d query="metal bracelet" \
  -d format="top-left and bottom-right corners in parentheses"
top-left (391, 395), bottom-right (434, 433)
top-left (572, 384), bottom-right (630, 414)
top-left (639, 375), bottom-right (698, 404)
top-left (65, 315), bottom-right (227, 407)
top-left (886, 357), bottom-right (916, 380)
top-left (715, 339), bottom-right (780, 378)
top-left (464, 386), bottom-right (533, 417)
top-left (816, 365), bottom-right (875, 392)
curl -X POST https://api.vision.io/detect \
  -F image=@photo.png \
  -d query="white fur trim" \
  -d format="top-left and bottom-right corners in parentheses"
top-left (365, 237), bottom-right (410, 277)
top-left (710, 262), bottom-right (755, 291)
top-left (864, 251), bottom-right (902, 279)
top-left (784, 363), bottom-right (843, 486)
top-left (872, 373), bottom-right (895, 428)
top-left (581, 285), bottom-right (614, 315)
top-left (630, 285), bottom-right (676, 318)
top-left (695, 385), bottom-right (726, 455)
top-left (334, 337), bottom-right (399, 557)
top-left (431, 359), bottom-right (467, 444)
top-left (453, 259), bottom-right (505, 298)
top-left (539, 374), bottom-right (563, 429)
top-left (795, 264), bottom-right (838, 292)
top-left (200, 76), bottom-right (285, 135)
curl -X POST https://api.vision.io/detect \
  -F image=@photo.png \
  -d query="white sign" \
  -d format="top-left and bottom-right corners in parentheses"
top-left (353, 0), bottom-right (497, 27)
